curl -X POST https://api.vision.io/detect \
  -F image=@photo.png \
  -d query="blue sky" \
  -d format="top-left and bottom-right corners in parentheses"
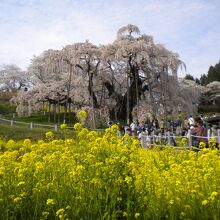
top-left (0, 0), bottom-right (220, 78)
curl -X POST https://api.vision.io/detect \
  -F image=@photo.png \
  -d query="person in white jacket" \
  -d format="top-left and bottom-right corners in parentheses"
top-left (188, 115), bottom-right (195, 129)
top-left (138, 128), bottom-right (151, 149)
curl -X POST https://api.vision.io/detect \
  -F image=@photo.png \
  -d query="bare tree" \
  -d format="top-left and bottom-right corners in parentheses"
top-left (0, 64), bottom-right (30, 92)
top-left (63, 41), bottom-right (101, 128)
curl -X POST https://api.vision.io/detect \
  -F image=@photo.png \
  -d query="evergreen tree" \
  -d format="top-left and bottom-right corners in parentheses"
top-left (184, 74), bottom-right (194, 81)
top-left (207, 61), bottom-right (220, 83)
top-left (199, 61), bottom-right (220, 85)
top-left (200, 74), bottom-right (208, 86)
top-left (195, 78), bottom-right (200, 84)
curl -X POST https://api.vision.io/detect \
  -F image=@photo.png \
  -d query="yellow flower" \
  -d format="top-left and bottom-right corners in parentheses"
top-left (111, 124), bottom-right (119, 131)
top-left (23, 138), bottom-right (31, 147)
top-left (135, 213), bottom-right (140, 218)
top-left (202, 200), bottom-right (208, 206)
top-left (60, 123), bottom-right (67, 130)
top-left (209, 191), bottom-right (218, 201)
top-left (74, 123), bottom-right (83, 131)
top-left (35, 162), bottom-right (44, 171)
top-left (14, 197), bottom-right (22, 204)
top-left (87, 130), bottom-right (98, 141)
top-left (199, 141), bottom-right (206, 149)
top-left (78, 110), bottom-right (87, 119)
top-left (6, 139), bottom-right (16, 149)
top-left (46, 199), bottom-right (56, 206)
top-left (66, 205), bottom-right (71, 210)
top-left (45, 131), bottom-right (54, 140)
top-left (76, 165), bottom-right (85, 172)
top-left (64, 138), bottom-right (75, 145)
top-left (0, 167), bottom-right (5, 175)
top-left (38, 140), bottom-right (44, 145)
top-left (211, 191), bottom-right (218, 197)
top-left (181, 137), bottom-right (187, 143)
top-left (17, 181), bottom-right (25, 187)
top-left (56, 208), bottom-right (65, 219)
top-left (169, 199), bottom-right (174, 205)
top-left (125, 176), bottom-right (132, 184)
top-left (78, 128), bottom-right (89, 138)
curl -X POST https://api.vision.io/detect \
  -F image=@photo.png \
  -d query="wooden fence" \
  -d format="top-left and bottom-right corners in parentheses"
top-left (1, 117), bottom-right (220, 150)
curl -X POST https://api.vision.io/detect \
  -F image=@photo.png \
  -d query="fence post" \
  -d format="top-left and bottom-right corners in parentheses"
top-left (55, 124), bottom-right (58, 131)
top-left (218, 129), bottom-right (220, 150)
top-left (13, 113), bottom-right (16, 119)
top-left (168, 131), bottom-right (171, 146)
top-left (152, 130), bottom-right (155, 146)
top-left (10, 120), bottom-right (14, 127)
top-left (188, 130), bottom-right (192, 150)
top-left (207, 128), bottom-right (210, 143)
top-left (159, 132), bottom-right (162, 146)
top-left (30, 122), bottom-right (33, 129)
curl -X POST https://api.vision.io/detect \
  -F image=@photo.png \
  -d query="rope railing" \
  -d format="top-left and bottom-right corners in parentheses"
top-left (191, 134), bottom-right (218, 139)
top-left (0, 117), bottom-right (105, 132)
top-left (139, 130), bottom-right (220, 150)
top-left (0, 117), bottom-right (59, 131)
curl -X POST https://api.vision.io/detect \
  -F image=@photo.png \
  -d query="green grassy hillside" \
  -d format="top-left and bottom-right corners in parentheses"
top-left (0, 123), bottom-right (60, 140)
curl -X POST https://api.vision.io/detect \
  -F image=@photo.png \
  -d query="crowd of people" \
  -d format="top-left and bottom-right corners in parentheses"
top-left (110, 114), bottom-right (219, 149)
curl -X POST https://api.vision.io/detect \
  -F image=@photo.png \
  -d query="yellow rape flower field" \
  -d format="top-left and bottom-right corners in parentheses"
top-left (0, 123), bottom-right (220, 220)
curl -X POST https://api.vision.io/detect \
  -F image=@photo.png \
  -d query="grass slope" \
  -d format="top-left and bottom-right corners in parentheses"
top-left (0, 123), bottom-right (59, 140)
